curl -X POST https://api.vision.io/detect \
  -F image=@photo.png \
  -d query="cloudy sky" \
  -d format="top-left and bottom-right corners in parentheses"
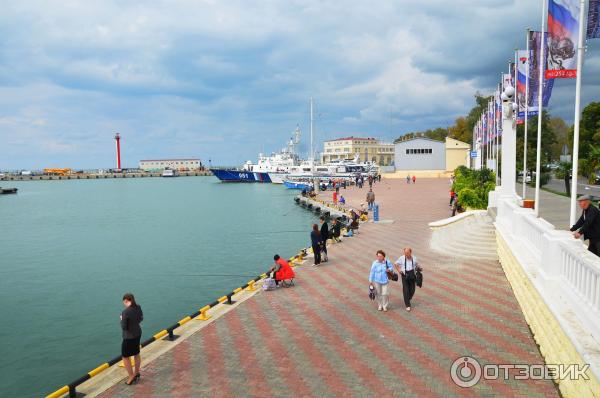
top-left (1, 0), bottom-right (598, 169)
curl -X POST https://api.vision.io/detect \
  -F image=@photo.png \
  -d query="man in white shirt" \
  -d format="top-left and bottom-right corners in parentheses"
top-left (394, 247), bottom-right (421, 312)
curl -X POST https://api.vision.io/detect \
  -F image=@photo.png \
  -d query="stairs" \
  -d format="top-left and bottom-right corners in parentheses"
top-left (430, 212), bottom-right (498, 261)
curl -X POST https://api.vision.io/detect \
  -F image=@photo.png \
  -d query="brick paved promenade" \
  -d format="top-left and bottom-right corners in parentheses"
top-left (99, 178), bottom-right (558, 397)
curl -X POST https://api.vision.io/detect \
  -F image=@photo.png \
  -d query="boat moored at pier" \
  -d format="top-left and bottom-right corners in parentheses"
top-left (283, 180), bottom-right (311, 190)
top-left (211, 126), bottom-right (302, 183)
top-left (210, 168), bottom-right (272, 182)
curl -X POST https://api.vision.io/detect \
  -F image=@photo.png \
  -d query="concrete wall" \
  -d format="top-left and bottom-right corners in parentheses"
top-left (445, 137), bottom-right (470, 171)
top-left (394, 138), bottom-right (445, 171)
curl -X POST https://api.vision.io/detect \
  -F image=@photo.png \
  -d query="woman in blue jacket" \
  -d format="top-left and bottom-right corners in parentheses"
top-left (368, 250), bottom-right (393, 311)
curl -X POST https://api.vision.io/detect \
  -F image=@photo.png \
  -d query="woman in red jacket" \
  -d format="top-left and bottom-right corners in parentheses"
top-left (270, 255), bottom-right (295, 285)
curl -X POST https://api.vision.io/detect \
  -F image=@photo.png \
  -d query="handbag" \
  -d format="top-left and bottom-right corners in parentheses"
top-left (415, 269), bottom-right (423, 288)
top-left (368, 285), bottom-right (376, 300)
top-left (385, 260), bottom-right (398, 282)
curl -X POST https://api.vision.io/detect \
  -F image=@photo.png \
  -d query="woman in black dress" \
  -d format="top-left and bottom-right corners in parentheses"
top-left (120, 293), bottom-right (143, 385)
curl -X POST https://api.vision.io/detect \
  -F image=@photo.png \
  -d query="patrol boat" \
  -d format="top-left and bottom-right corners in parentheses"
top-left (210, 126), bottom-right (302, 183)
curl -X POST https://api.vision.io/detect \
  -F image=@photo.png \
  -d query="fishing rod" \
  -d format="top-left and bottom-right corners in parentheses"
top-left (152, 273), bottom-right (263, 278)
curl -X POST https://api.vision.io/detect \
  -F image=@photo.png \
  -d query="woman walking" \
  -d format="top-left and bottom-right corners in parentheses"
top-left (394, 248), bottom-right (422, 312)
top-left (310, 224), bottom-right (322, 266)
top-left (368, 250), bottom-right (394, 311)
top-left (120, 293), bottom-right (144, 385)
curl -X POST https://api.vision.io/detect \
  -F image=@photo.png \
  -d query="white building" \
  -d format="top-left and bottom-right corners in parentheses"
top-left (139, 158), bottom-right (202, 171)
top-left (393, 137), bottom-right (470, 176)
top-left (322, 136), bottom-right (395, 166)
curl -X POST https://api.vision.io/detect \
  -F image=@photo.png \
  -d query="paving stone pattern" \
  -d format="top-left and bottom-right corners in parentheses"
top-left (99, 178), bottom-right (558, 398)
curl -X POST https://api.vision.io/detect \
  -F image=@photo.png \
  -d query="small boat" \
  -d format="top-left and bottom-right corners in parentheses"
top-left (283, 180), bottom-right (311, 190)
top-left (162, 169), bottom-right (178, 177)
top-left (0, 187), bottom-right (18, 194)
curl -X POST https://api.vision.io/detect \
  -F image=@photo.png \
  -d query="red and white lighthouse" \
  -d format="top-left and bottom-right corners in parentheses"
top-left (114, 133), bottom-right (122, 170)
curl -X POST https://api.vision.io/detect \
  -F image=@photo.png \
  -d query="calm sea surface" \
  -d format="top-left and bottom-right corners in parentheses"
top-left (0, 177), bottom-right (317, 397)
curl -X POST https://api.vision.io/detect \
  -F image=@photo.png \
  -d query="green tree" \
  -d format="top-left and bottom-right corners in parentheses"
top-left (549, 117), bottom-right (570, 161)
top-left (583, 144), bottom-right (600, 183)
top-left (516, 110), bottom-right (556, 175)
top-left (465, 93), bottom-right (493, 145)
top-left (580, 102), bottom-right (600, 155)
top-left (448, 116), bottom-right (471, 143)
top-left (424, 127), bottom-right (449, 141)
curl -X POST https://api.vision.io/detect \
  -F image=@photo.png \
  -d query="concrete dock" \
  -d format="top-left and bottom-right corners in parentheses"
top-left (0, 170), bottom-right (212, 181)
top-left (86, 179), bottom-right (557, 397)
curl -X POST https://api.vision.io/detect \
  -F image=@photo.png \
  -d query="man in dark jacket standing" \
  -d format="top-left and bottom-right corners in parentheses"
top-left (570, 195), bottom-right (600, 256)
top-left (319, 216), bottom-right (329, 262)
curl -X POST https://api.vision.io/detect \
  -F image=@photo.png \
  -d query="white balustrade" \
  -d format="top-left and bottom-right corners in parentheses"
top-left (494, 194), bottom-right (600, 380)
top-left (561, 242), bottom-right (600, 313)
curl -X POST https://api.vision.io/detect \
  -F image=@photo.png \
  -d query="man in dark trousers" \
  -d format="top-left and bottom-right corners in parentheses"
top-left (570, 195), bottom-right (600, 256)
top-left (319, 216), bottom-right (329, 262)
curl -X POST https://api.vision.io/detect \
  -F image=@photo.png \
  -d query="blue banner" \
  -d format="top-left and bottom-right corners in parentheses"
top-left (528, 31), bottom-right (555, 111)
top-left (589, 0), bottom-right (600, 39)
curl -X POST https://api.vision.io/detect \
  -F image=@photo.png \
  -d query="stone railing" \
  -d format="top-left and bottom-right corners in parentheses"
top-left (493, 192), bottom-right (600, 389)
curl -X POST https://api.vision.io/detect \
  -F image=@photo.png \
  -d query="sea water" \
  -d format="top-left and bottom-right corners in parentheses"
top-left (0, 177), bottom-right (317, 397)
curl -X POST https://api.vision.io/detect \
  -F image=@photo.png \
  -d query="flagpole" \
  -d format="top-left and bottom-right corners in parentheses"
top-left (534, 0), bottom-right (547, 217)
top-left (569, 0), bottom-right (587, 226)
top-left (489, 100), bottom-right (492, 172)
top-left (513, 52), bottom-right (517, 192)
top-left (523, 29), bottom-right (531, 199)
top-left (497, 83), bottom-right (501, 180)
top-left (483, 114), bottom-right (487, 169)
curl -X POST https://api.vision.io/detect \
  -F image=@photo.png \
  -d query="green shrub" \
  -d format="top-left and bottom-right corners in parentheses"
top-left (452, 166), bottom-right (496, 209)
top-left (458, 188), bottom-right (481, 208)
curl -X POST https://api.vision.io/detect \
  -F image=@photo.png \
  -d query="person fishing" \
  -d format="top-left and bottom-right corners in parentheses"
top-left (270, 255), bottom-right (295, 285)
top-left (120, 293), bottom-right (143, 385)
top-left (331, 218), bottom-right (342, 243)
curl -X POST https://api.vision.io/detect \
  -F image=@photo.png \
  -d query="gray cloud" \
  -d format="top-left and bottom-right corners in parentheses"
top-left (0, 0), bottom-right (598, 169)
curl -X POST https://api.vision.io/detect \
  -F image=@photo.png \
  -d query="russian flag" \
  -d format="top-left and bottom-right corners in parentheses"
top-left (546, 0), bottom-right (580, 78)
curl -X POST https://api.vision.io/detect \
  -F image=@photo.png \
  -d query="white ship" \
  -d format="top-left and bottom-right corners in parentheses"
top-left (271, 156), bottom-right (379, 182)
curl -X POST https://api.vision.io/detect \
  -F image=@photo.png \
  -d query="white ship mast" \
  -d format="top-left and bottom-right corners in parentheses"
top-left (309, 97), bottom-right (314, 173)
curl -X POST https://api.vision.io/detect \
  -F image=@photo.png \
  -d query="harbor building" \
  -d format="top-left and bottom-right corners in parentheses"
top-left (139, 158), bottom-right (202, 171)
top-left (321, 136), bottom-right (395, 166)
top-left (392, 136), bottom-right (470, 177)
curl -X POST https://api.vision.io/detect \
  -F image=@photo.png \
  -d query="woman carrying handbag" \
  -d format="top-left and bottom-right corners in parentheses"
top-left (394, 247), bottom-right (422, 312)
top-left (368, 250), bottom-right (396, 312)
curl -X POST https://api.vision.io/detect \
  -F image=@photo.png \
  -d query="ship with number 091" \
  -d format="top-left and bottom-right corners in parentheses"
top-left (210, 126), bottom-right (302, 183)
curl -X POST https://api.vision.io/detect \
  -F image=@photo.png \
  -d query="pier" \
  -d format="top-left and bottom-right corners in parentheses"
top-left (0, 170), bottom-right (213, 181)
top-left (48, 178), bottom-right (579, 398)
